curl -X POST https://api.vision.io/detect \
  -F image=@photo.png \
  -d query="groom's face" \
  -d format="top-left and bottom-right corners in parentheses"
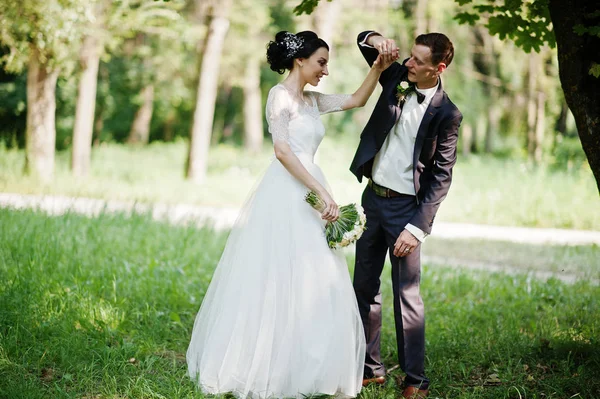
top-left (405, 44), bottom-right (439, 88)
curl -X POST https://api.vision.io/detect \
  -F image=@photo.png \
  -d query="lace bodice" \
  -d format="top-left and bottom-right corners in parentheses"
top-left (265, 84), bottom-right (350, 159)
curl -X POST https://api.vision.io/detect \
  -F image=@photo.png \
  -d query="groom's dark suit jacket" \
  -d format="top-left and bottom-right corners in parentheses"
top-left (350, 30), bottom-right (463, 234)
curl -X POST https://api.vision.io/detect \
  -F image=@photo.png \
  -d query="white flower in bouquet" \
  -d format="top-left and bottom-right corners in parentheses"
top-left (304, 191), bottom-right (368, 249)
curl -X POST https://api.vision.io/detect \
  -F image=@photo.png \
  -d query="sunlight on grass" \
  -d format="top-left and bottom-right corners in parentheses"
top-left (1, 208), bottom-right (599, 398)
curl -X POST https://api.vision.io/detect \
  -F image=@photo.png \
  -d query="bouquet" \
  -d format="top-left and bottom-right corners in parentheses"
top-left (305, 191), bottom-right (367, 249)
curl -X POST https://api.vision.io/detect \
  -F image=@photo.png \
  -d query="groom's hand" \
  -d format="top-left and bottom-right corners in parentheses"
top-left (370, 36), bottom-right (399, 60)
top-left (393, 229), bottom-right (419, 257)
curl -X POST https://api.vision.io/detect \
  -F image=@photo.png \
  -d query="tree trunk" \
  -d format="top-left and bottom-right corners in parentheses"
top-left (211, 84), bottom-right (232, 145)
top-left (93, 114), bottom-right (103, 147)
top-left (186, 1), bottom-right (231, 183)
top-left (486, 95), bottom-right (500, 153)
top-left (311, 0), bottom-right (341, 92)
top-left (243, 58), bottom-right (263, 153)
top-left (163, 109), bottom-right (176, 142)
top-left (414, 0), bottom-right (429, 36)
top-left (555, 101), bottom-right (569, 136)
top-left (127, 84), bottom-right (155, 144)
top-left (461, 123), bottom-right (473, 156)
top-left (93, 63), bottom-right (109, 147)
top-left (526, 52), bottom-right (539, 161)
top-left (71, 35), bottom-right (101, 177)
top-left (311, 0), bottom-right (341, 52)
top-left (534, 91), bottom-right (546, 163)
top-left (25, 47), bottom-right (59, 183)
top-left (548, 0), bottom-right (600, 191)
top-left (474, 115), bottom-right (486, 153)
top-left (481, 28), bottom-right (499, 153)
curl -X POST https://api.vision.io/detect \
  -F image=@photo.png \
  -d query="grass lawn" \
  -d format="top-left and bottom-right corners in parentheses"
top-left (1, 208), bottom-right (599, 398)
top-left (1, 139), bottom-right (599, 230)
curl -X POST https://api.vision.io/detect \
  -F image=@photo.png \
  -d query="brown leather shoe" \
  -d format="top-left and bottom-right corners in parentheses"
top-left (362, 376), bottom-right (385, 387)
top-left (401, 386), bottom-right (429, 398)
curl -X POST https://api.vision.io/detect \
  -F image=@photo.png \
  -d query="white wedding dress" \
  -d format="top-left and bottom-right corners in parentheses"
top-left (186, 84), bottom-right (366, 398)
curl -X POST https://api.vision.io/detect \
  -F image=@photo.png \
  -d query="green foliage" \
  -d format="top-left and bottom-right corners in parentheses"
top-left (100, 0), bottom-right (185, 54)
top-left (0, 0), bottom-right (590, 175)
top-left (573, 9), bottom-right (600, 38)
top-left (452, 0), bottom-right (555, 53)
top-left (0, 68), bottom-right (26, 147)
top-left (0, 208), bottom-right (598, 397)
top-left (550, 135), bottom-right (589, 171)
top-left (221, 0), bottom-right (272, 85)
top-left (0, 0), bottom-right (93, 72)
top-left (590, 62), bottom-right (600, 78)
top-left (293, 0), bottom-right (333, 16)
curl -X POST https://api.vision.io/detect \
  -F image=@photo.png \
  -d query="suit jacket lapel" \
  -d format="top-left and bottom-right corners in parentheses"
top-left (413, 80), bottom-right (444, 170)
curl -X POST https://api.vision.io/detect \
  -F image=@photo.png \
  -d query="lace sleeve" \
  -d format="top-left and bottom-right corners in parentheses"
top-left (309, 91), bottom-right (351, 114)
top-left (265, 86), bottom-right (291, 143)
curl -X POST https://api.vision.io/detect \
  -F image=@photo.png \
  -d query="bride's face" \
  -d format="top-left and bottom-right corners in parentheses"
top-left (298, 47), bottom-right (329, 86)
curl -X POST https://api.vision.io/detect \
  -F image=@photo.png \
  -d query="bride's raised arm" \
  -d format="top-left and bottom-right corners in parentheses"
top-left (310, 52), bottom-right (396, 113)
top-left (341, 52), bottom-right (397, 110)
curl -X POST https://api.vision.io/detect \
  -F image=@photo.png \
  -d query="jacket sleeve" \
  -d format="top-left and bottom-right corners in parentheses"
top-left (409, 110), bottom-right (462, 234)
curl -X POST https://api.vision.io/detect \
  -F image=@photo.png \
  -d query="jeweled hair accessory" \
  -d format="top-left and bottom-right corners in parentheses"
top-left (282, 33), bottom-right (304, 58)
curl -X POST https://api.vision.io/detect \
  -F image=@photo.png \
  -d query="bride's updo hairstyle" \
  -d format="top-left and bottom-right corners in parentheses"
top-left (266, 31), bottom-right (329, 74)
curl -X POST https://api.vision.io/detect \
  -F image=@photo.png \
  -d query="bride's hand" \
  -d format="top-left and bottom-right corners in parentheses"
top-left (373, 52), bottom-right (398, 72)
top-left (319, 191), bottom-right (339, 222)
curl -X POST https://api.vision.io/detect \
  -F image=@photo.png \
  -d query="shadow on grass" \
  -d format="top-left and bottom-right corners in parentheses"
top-left (1, 208), bottom-right (599, 398)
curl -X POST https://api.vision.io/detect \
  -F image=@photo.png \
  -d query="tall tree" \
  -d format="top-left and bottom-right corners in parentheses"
top-left (452, 0), bottom-right (600, 190)
top-left (127, 83), bottom-right (155, 144)
top-left (72, 32), bottom-right (102, 176)
top-left (222, 0), bottom-right (271, 152)
top-left (186, 0), bottom-right (232, 182)
top-left (242, 58), bottom-right (263, 153)
top-left (25, 47), bottom-right (60, 182)
top-left (0, 0), bottom-right (91, 182)
top-left (413, 0), bottom-right (429, 36)
top-left (126, 34), bottom-right (154, 145)
top-left (547, 0), bottom-right (599, 185)
top-left (122, 16), bottom-right (195, 146)
top-left (71, 0), bottom-right (182, 175)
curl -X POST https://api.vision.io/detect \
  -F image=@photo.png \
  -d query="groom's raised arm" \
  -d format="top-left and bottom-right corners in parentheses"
top-left (357, 31), bottom-right (400, 85)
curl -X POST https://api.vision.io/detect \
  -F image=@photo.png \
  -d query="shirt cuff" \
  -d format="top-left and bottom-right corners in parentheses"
top-left (359, 32), bottom-right (380, 48)
top-left (405, 223), bottom-right (429, 243)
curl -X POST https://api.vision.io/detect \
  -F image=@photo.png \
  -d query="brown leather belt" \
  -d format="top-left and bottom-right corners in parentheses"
top-left (367, 179), bottom-right (404, 198)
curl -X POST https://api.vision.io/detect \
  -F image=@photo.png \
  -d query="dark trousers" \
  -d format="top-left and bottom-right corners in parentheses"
top-left (353, 185), bottom-right (429, 389)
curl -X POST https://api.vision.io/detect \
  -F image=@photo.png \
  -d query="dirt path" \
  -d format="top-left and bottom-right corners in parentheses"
top-left (2, 192), bottom-right (598, 285)
top-left (2, 192), bottom-right (599, 245)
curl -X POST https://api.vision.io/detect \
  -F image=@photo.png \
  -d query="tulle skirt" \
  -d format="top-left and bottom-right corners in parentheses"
top-left (186, 154), bottom-right (366, 398)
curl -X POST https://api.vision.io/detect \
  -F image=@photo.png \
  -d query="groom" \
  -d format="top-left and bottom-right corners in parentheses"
top-left (350, 30), bottom-right (462, 398)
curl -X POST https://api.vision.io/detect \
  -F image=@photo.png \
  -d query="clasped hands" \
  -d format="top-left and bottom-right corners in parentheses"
top-left (371, 37), bottom-right (400, 70)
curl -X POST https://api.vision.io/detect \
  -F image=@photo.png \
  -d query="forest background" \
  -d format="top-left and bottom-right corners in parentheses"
top-left (0, 0), bottom-right (598, 231)
top-left (1, 1), bottom-right (600, 398)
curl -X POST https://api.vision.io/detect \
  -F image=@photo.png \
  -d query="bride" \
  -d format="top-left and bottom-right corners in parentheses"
top-left (187, 30), bottom-right (396, 398)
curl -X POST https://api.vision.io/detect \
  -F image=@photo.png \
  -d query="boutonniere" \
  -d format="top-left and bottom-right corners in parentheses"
top-left (396, 80), bottom-right (415, 106)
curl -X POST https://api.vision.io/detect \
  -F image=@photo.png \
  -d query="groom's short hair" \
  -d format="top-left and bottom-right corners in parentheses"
top-left (415, 33), bottom-right (454, 67)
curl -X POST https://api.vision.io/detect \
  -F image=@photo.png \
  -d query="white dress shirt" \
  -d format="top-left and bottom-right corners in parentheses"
top-left (360, 34), bottom-right (438, 242)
